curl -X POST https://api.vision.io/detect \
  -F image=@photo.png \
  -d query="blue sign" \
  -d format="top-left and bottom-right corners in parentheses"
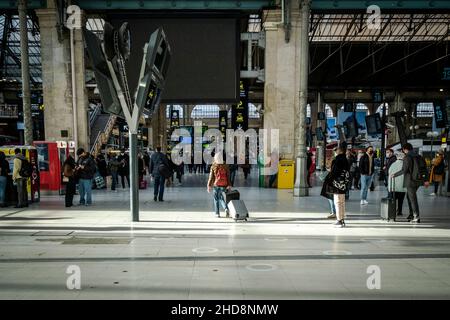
top-left (443, 68), bottom-right (450, 80)
top-left (326, 118), bottom-right (337, 140)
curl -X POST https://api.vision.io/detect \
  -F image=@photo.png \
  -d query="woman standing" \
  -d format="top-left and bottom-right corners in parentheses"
top-left (429, 150), bottom-right (446, 196)
top-left (388, 152), bottom-right (407, 217)
top-left (325, 146), bottom-right (350, 228)
top-left (207, 153), bottom-right (231, 218)
top-left (63, 153), bottom-right (76, 207)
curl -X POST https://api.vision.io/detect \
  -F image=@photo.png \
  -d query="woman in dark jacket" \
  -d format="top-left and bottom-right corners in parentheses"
top-left (322, 146), bottom-right (350, 228)
top-left (63, 154), bottom-right (76, 207)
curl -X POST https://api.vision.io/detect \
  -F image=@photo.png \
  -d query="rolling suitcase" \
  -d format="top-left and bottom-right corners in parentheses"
top-left (381, 178), bottom-right (396, 221)
top-left (228, 200), bottom-right (249, 221)
top-left (223, 189), bottom-right (240, 204)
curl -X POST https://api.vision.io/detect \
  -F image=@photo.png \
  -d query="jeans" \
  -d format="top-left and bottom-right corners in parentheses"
top-left (65, 177), bottom-right (76, 207)
top-left (213, 186), bottom-right (228, 215)
top-left (78, 179), bottom-right (92, 205)
top-left (154, 175), bottom-right (165, 200)
top-left (328, 198), bottom-right (336, 214)
top-left (16, 178), bottom-right (28, 207)
top-left (111, 171), bottom-right (118, 190)
top-left (406, 186), bottom-right (420, 218)
top-left (230, 170), bottom-right (237, 186)
top-left (360, 174), bottom-right (374, 201)
top-left (0, 176), bottom-right (6, 205)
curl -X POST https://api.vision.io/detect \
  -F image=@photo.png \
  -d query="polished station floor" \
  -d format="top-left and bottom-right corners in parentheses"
top-left (1, 173), bottom-right (450, 299)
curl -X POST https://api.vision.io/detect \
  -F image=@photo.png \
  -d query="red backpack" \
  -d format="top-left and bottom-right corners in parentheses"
top-left (214, 166), bottom-right (228, 187)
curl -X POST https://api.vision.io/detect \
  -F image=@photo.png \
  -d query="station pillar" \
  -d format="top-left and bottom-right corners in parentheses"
top-left (36, 0), bottom-right (89, 151)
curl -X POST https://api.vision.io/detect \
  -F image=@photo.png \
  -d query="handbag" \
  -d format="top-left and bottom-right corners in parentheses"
top-left (319, 171), bottom-right (329, 182)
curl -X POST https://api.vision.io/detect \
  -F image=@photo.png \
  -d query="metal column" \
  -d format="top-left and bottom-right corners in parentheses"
top-left (129, 131), bottom-right (139, 222)
top-left (294, 0), bottom-right (310, 197)
top-left (18, 0), bottom-right (33, 145)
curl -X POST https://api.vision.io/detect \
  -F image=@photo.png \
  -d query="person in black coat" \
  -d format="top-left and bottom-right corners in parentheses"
top-left (322, 146), bottom-right (349, 228)
top-left (117, 150), bottom-right (130, 188)
top-left (96, 154), bottom-right (108, 189)
top-left (391, 143), bottom-right (427, 223)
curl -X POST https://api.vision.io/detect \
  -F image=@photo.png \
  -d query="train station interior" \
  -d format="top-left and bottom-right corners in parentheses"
top-left (0, 0), bottom-right (450, 300)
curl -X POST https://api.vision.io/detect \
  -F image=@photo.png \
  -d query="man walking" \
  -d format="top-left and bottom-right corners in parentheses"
top-left (150, 146), bottom-right (170, 202)
top-left (359, 146), bottom-right (375, 205)
top-left (76, 148), bottom-right (96, 206)
top-left (12, 148), bottom-right (28, 208)
top-left (391, 143), bottom-right (427, 223)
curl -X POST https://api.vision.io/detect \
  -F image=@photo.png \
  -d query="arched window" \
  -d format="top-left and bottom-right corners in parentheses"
top-left (376, 103), bottom-right (389, 115)
top-left (339, 103), bottom-right (370, 114)
top-left (416, 102), bottom-right (434, 118)
top-left (325, 104), bottom-right (333, 118)
top-left (191, 105), bottom-right (220, 119)
top-left (249, 103), bottom-right (261, 119)
top-left (166, 105), bottom-right (184, 119)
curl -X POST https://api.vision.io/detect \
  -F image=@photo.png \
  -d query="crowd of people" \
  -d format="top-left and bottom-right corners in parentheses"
top-left (320, 143), bottom-right (447, 228)
top-left (0, 144), bottom-right (446, 225)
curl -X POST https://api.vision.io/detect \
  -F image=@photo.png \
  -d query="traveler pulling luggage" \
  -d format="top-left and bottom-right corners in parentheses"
top-left (381, 177), bottom-right (396, 222)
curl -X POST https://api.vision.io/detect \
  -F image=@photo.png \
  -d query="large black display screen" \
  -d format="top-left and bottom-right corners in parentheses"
top-left (109, 16), bottom-right (239, 103)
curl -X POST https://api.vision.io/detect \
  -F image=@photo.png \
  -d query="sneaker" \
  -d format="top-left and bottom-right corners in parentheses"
top-left (215, 214), bottom-right (220, 218)
top-left (363, 200), bottom-right (368, 205)
top-left (429, 193), bottom-right (436, 196)
top-left (225, 209), bottom-right (230, 218)
top-left (327, 213), bottom-right (336, 219)
top-left (154, 197), bottom-right (157, 202)
top-left (334, 220), bottom-right (344, 228)
top-left (411, 217), bottom-right (421, 224)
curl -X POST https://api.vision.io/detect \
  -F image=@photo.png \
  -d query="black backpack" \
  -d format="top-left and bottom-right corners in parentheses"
top-left (411, 155), bottom-right (428, 183)
top-left (158, 163), bottom-right (172, 179)
top-left (19, 158), bottom-right (32, 178)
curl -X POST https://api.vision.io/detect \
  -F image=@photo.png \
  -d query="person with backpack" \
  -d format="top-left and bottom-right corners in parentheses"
top-left (0, 151), bottom-right (10, 207)
top-left (207, 153), bottom-right (231, 218)
top-left (75, 148), bottom-right (97, 206)
top-left (429, 150), bottom-right (446, 196)
top-left (391, 143), bottom-right (429, 223)
top-left (150, 146), bottom-right (170, 202)
top-left (12, 148), bottom-right (30, 208)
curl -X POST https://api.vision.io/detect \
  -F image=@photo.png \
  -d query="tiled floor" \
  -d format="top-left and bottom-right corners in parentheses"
top-left (1, 172), bottom-right (450, 299)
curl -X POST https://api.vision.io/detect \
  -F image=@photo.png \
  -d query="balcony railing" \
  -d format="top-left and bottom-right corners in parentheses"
top-left (0, 104), bottom-right (18, 118)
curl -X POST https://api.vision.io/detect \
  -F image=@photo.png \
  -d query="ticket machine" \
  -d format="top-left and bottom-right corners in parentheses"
top-left (33, 141), bottom-right (75, 194)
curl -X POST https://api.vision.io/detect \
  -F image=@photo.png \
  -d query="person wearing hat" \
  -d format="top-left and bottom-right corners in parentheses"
top-left (429, 150), bottom-right (446, 196)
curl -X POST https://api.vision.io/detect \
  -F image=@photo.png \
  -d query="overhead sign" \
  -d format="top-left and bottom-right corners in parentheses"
top-left (231, 80), bottom-right (248, 131)
top-left (219, 110), bottom-right (228, 142)
top-left (434, 101), bottom-right (448, 128)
